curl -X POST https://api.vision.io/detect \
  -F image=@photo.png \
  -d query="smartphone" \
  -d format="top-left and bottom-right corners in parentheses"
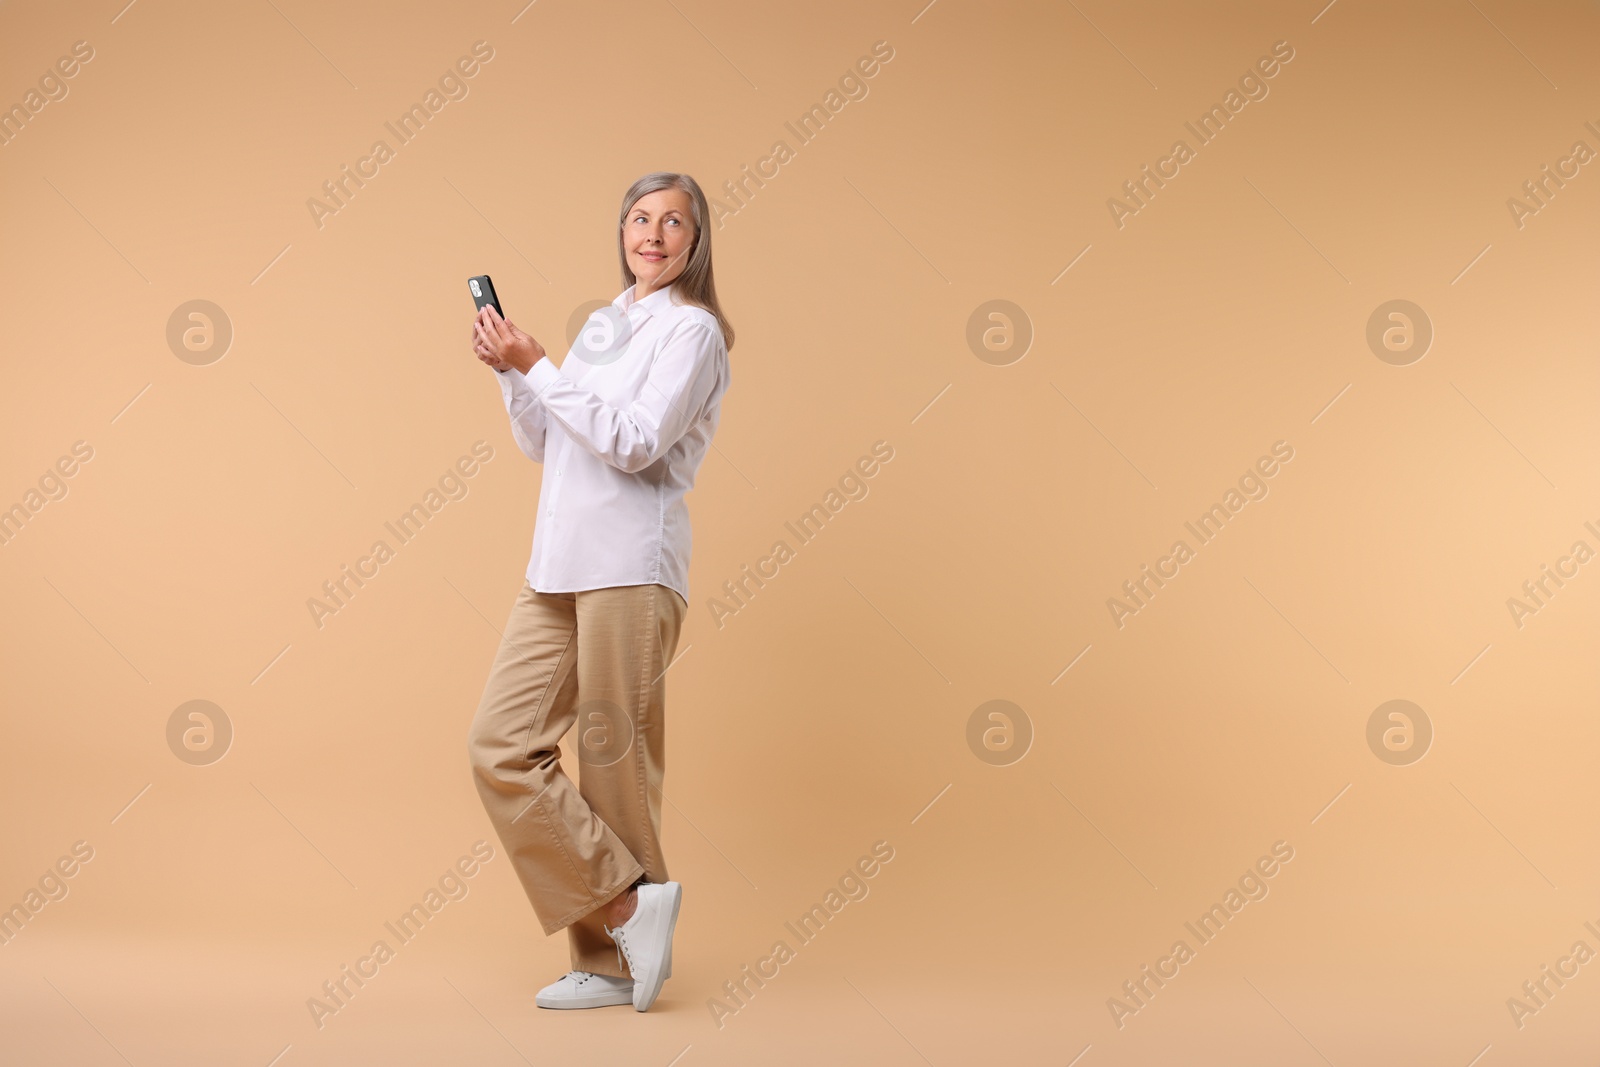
top-left (468, 275), bottom-right (504, 317)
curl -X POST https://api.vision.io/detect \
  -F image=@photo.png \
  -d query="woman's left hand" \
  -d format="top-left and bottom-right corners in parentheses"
top-left (474, 304), bottom-right (546, 375)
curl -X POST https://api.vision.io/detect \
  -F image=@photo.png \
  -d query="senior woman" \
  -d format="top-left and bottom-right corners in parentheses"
top-left (466, 172), bottom-right (733, 1013)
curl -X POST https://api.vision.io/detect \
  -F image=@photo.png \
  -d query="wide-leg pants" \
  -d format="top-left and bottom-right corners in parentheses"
top-left (467, 579), bottom-right (687, 978)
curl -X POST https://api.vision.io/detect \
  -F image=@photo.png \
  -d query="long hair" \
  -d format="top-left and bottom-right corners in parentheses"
top-left (617, 172), bottom-right (735, 352)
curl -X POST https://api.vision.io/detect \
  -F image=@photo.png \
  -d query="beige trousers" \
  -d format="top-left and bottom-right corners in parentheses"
top-left (467, 579), bottom-right (687, 978)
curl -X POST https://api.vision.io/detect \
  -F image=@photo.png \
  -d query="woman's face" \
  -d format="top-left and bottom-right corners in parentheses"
top-left (623, 188), bottom-right (697, 293)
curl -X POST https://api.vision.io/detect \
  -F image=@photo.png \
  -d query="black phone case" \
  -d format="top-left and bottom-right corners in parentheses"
top-left (468, 275), bottom-right (504, 317)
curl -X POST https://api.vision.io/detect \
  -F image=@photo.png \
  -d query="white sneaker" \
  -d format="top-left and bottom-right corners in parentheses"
top-left (534, 970), bottom-right (633, 1009)
top-left (604, 881), bottom-right (682, 1012)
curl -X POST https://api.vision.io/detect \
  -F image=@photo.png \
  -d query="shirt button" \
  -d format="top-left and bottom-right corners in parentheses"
top-left (546, 509), bottom-right (553, 517)
top-left (556, 469), bottom-right (562, 476)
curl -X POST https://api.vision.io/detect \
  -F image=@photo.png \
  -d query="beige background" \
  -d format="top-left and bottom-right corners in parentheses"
top-left (2, 0), bottom-right (1598, 1064)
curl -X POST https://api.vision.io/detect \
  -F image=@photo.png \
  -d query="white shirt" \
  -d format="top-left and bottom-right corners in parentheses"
top-left (494, 281), bottom-right (730, 605)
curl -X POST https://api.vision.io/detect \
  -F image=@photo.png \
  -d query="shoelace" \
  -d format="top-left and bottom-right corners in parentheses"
top-left (603, 922), bottom-right (634, 977)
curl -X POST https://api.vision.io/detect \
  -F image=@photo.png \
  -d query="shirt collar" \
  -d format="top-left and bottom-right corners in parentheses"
top-left (618, 281), bottom-right (679, 321)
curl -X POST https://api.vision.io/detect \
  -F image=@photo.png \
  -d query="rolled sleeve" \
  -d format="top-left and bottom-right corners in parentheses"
top-left (523, 320), bottom-right (722, 474)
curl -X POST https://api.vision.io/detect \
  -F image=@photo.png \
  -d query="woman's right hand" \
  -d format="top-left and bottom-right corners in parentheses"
top-left (472, 315), bottom-right (513, 372)
top-left (474, 304), bottom-right (545, 375)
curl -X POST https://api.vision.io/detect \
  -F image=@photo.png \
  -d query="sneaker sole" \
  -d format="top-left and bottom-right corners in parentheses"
top-left (536, 989), bottom-right (634, 1009)
top-left (633, 883), bottom-right (682, 1012)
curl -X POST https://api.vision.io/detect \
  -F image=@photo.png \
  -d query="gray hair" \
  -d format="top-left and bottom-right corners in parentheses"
top-left (616, 172), bottom-right (735, 351)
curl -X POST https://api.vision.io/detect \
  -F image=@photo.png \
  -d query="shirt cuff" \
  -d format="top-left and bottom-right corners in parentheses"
top-left (496, 364), bottom-right (521, 402)
top-left (496, 362), bottom-right (540, 418)
top-left (524, 355), bottom-right (562, 395)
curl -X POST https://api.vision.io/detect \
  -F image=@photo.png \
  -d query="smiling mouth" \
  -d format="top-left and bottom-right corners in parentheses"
top-left (637, 250), bottom-right (666, 261)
